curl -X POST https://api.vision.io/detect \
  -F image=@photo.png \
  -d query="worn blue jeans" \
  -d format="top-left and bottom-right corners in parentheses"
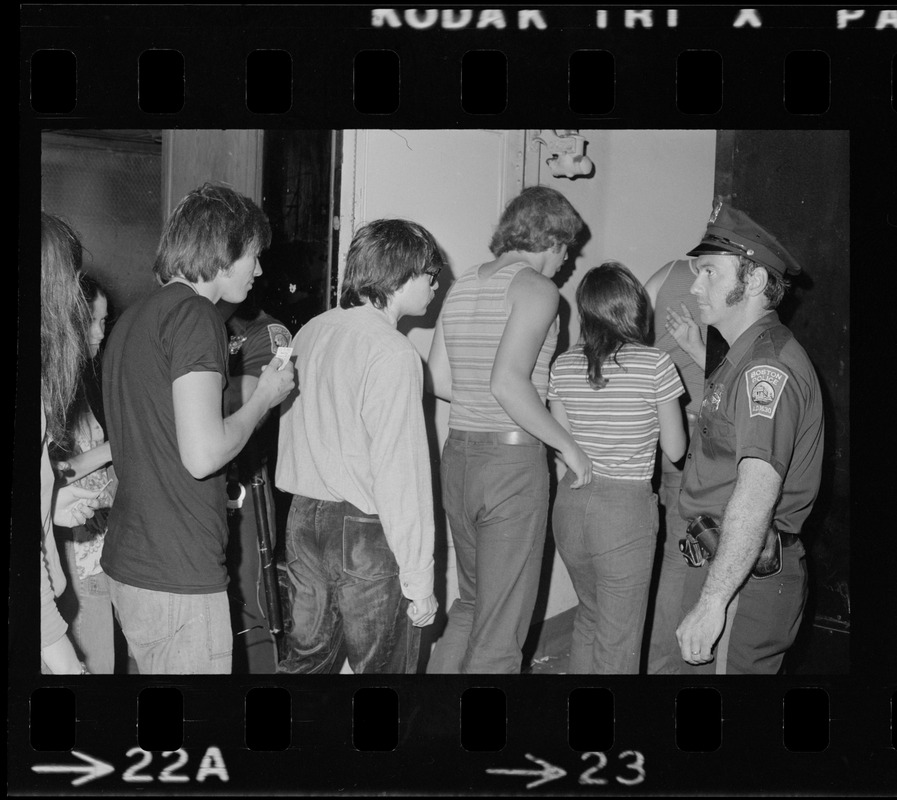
top-left (59, 540), bottom-right (115, 674)
top-left (427, 434), bottom-right (549, 674)
top-left (277, 495), bottom-right (419, 675)
top-left (107, 577), bottom-right (232, 674)
top-left (552, 471), bottom-right (659, 674)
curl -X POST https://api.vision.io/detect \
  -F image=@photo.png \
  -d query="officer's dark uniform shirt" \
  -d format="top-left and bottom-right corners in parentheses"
top-left (228, 312), bottom-right (292, 381)
top-left (679, 311), bottom-right (824, 535)
top-left (226, 311), bottom-right (292, 473)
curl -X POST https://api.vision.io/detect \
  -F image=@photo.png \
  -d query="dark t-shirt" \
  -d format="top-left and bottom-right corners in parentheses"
top-left (101, 282), bottom-right (230, 593)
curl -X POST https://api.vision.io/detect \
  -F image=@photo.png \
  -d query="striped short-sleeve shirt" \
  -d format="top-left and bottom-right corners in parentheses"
top-left (445, 262), bottom-right (558, 432)
top-left (548, 343), bottom-right (685, 480)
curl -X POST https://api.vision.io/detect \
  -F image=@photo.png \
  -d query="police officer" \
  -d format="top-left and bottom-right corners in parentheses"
top-left (669, 203), bottom-right (824, 675)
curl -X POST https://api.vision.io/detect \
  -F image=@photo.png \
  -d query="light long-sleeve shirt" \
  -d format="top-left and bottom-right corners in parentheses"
top-left (276, 303), bottom-right (435, 601)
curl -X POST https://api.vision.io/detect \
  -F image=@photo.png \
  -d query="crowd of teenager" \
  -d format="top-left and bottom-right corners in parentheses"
top-left (39, 182), bottom-right (822, 676)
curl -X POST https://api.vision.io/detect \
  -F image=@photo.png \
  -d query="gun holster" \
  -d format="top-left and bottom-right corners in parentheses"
top-left (679, 515), bottom-right (720, 567)
top-left (680, 514), bottom-right (783, 579)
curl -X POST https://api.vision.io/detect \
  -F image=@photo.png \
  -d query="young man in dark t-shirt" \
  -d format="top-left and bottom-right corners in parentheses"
top-left (101, 183), bottom-right (295, 674)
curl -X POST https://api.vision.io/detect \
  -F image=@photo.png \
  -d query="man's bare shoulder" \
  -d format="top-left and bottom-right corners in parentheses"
top-left (508, 266), bottom-right (559, 304)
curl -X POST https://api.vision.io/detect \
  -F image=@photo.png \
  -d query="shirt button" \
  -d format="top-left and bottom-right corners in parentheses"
top-left (702, 427), bottom-right (709, 435)
top-left (687, 453), bottom-right (693, 459)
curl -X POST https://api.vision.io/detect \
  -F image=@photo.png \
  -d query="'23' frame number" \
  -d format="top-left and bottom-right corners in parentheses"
top-left (580, 750), bottom-right (646, 786)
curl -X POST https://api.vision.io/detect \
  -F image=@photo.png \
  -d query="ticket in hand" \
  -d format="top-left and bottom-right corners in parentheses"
top-left (275, 346), bottom-right (294, 370)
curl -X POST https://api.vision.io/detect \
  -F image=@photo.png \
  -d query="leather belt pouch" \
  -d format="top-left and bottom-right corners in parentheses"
top-left (751, 528), bottom-right (783, 579)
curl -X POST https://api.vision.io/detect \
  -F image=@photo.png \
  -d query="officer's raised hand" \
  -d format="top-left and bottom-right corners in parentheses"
top-left (666, 303), bottom-right (706, 367)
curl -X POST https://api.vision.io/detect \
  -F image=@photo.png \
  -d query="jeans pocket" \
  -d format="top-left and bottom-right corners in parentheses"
top-left (205, 593), bottom-right (233, 662)
top-left (483, 456), bottom-right (544, 526)
top-left (113, 584), bottom-right (173, 648)
top-left (342, 516), bottom-right (399, 581)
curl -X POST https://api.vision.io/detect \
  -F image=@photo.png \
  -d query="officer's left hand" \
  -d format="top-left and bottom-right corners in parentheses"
top-left (676, 598), bottom-right (726, 665)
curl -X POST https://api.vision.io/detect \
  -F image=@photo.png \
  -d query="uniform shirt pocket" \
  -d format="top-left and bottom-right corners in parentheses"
top-left (701, 416), bottom-right (737, 463)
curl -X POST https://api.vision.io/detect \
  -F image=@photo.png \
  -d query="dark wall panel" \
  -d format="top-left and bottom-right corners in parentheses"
top-left (715, 130), bottom-right (850, 614)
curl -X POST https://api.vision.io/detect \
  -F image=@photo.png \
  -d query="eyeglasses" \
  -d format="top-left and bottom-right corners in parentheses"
top-left (424, 267), bottom-right (441, 287)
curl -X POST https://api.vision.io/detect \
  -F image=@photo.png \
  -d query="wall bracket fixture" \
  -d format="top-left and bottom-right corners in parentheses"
top-left (532, 129), bottom-right (594, 178)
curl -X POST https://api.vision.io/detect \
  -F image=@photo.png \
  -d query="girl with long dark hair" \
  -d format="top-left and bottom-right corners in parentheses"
top-left (52, 274), bottom-right (118, 673)
top-left (548, 261), bottom-right (687, 674)
top-left (40, 212), bottom-right (104, 674)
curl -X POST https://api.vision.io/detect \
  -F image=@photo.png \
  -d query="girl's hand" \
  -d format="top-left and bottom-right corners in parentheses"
top-left (53, 485), bottom-right (102, 528)
top-left (562, 444), bottom-right (593, 489)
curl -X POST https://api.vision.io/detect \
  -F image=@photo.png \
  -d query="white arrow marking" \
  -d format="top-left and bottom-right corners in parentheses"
top-left (487, 753), bottom-right (567, 789)
top-left (32, 750), bottom-right (115, 786)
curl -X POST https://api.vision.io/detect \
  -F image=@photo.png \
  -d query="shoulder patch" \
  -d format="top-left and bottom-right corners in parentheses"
top-left (267, 324), bottom-right (292, 353)
top-left (745, 364), bottom-right (789, 419)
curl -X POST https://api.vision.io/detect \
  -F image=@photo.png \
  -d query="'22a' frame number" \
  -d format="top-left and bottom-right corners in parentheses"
top-left (123, 747), bottom-right (229, 783)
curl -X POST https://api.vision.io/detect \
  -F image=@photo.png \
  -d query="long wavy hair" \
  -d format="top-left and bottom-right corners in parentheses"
top-left (576, 261), bottom-right (651, 390)
top-left (41, 212), bottom-right (90, 445)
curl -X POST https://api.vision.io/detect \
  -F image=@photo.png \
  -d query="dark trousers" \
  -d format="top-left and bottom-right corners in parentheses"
top-left (645, 467), bottom-right (690, 674)
top-left (427, 435), bottom-right (548, 674)
top-left (277, 495), bottom-right (419, 675)
top-left (679, 538), bottom-right (808, 675)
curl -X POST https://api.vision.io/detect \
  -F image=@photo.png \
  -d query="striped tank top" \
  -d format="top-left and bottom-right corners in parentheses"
top-left (444, 262), bottom-right (558, 432)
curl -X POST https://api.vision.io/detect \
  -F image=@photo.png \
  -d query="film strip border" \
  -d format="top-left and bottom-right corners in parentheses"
top-left (20, 5), bottom-right (897, 126)
top-left (10, 678), bottom-right (897, 794)
top-left (16, 4), bottom-right (897, 796)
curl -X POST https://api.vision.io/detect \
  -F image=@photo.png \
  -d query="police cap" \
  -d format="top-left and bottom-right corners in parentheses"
top-left (687, 202), bottom-right (802, 277)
